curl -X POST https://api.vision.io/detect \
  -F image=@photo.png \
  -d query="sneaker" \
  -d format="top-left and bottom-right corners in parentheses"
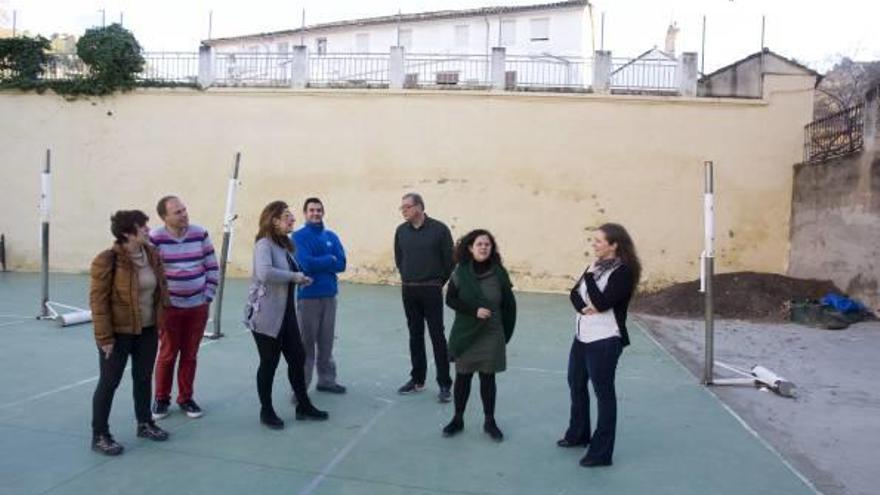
top-left (437, 386), bottom-right (451, 403)
top-left (137, 422), bottom-right (169, 442)
top-left (295, 404), bottom-right (329, 421)
top-left (316, 383), bottom-right (347, 394)
top-left (483, 419), bottom-right (504, 442)
top-left (442, 417), bottom-right (464, 437)
top-left (91, 433), bottom-right (124, 456)
top-left (397, 380), bottom-right (425, 395)
top-left (179, 400), bottom-right (204, 418)
top-left (260, 409), bottom-right (285, 430)
top-left (152, 400), bottom-right (170, 420)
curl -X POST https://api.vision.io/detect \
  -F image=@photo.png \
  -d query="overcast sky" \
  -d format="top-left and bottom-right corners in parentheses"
top-left (3, 0), bottom-right (878, 72)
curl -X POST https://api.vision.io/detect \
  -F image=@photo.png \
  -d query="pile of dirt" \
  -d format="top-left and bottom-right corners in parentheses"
top-left (633, 272), bottom-right (842, 321)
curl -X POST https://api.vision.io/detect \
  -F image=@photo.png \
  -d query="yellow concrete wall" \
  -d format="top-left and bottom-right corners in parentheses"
top-left (0, 77), bottom-right (814, 292)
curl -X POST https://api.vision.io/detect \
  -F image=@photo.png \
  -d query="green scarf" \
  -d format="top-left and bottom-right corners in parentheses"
top-left (448, 261), bottom-right (517, 358)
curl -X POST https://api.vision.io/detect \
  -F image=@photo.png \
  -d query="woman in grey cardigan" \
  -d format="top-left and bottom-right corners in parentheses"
top-left (244, 201), bottom-right (329, 429)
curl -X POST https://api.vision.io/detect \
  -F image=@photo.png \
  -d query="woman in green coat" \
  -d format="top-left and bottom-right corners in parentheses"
top-left (442, 229), bottom-right (516, 441)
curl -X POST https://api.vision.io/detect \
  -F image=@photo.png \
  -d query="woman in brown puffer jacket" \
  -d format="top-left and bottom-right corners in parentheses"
top-left (88, 210), bottom-right (171, 456)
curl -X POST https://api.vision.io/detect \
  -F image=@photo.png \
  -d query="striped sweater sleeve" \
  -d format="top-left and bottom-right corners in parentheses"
top-left (202, 230), bottom-right (219, 301)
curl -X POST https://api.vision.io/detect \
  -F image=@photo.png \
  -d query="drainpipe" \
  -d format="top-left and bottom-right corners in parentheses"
top-left (485, 15), bottom-right (491, 83)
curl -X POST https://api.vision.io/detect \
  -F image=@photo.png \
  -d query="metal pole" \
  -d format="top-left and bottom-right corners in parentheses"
top-left (300, 9), bottom-right (305, 46)
top-left (12, 10), bottom-right (16, 37)
top-left (760, 15), bottom-right (766, 50)
top-left (39, 150), bottom-right (52, 318)
top-left (1, 234), bottom-right (7, 272)
top-left (119, 12), bottom-right (124, 26)
top-left (209, 152), bottom-right (241, 339)
top-left (600, 12), bottom-right (605, 51)
top-left (700, 15), bottom-right (706, 75)
top-left (100, 9), bottom-right (106, 28)
top-left (702, 161), bottom-right (715, 385)
top-left (208, 11), bottom-right (213, 40)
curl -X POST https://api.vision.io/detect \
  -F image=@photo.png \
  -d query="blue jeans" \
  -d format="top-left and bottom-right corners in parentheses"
top-left (564, 336), bottom-right (623, 462)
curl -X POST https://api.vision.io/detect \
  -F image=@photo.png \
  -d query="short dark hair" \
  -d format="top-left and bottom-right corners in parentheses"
top-left (156, 195), bottom-right (178, 219)
top-left (402, 192), bottom-right (424, 209)
top-left (110, 210), bottom-right (149, 245)
top-left (303, 197), bottom-right (323, 212)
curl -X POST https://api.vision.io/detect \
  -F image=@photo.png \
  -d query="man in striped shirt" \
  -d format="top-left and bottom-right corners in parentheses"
top-left (150, 196), bottom-right (218, 420)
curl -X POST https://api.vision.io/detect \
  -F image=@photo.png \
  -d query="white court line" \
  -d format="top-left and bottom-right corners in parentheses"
top-left (0, 319), bottom-right (30, 328)
top-left (0, 314), bottom-right (33, 318)
top-left (297, 397), bottom-right (395, 495)
top-left (508, 366), bottom-right (566, 375)
top-left (635, 319), bottom-right (822, 495)
top-left (0, 339), bottom-right (219, 411)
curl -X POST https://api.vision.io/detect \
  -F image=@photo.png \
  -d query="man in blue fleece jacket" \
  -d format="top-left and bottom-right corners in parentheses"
top-left (292, 197), bottom-right (347, 394)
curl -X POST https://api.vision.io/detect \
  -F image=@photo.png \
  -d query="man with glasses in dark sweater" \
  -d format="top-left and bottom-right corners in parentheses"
top-left (394, 193), bottom-right (454, 402)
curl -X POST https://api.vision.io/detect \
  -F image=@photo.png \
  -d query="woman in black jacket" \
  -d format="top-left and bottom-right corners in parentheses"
top-left (558, 223), bottom-right (641, 467)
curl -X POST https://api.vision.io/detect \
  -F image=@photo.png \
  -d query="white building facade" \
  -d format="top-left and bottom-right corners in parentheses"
top-left (193, 1), bottom-right (695, 93)
top-left (206, 1), bottom-right (593, 59)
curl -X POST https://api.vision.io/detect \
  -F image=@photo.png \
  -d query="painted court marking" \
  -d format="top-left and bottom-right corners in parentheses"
top-left (0, 339), bottom-right (219, 411)
top-left (636, 321), bottom-right (822, 495)
top-left (297, 397), bottom-right (395, 495)
top-left (0, 318), bottom-right (32, 328)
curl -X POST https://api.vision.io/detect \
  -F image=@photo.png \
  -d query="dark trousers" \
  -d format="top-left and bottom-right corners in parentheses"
top-left (252, 293), bottom-right (311, 413)
top-left (91, 326), bottom-right (158, 435)
top-left (565, 336), bottom-right (623, 463)
top-left (402, 285), bottom-right (452, 388)
top-left (453, 372), bottom-right (496, 418)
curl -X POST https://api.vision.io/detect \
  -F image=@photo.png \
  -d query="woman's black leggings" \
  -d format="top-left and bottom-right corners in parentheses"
top-left (252, 291), bottom-right (311, 412)
top-left (453, 372), bottom-right (496, 418)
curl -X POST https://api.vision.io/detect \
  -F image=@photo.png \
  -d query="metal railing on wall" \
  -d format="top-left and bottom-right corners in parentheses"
top-left (13, 49), bottom-right (700, 95)
top-left (505, 54), bottom-right (589, 90)
top-left (610, 56), bottom-right (678, 93)
top-left (212, 52), bottom-right (291, 87)
top-left (141, 52), bottom-right (199, 83)
top-left (403, 53), bottom-right (491, 88)
top-left (309, 52), bottom-right (390, 87)
top-left (804, 104), bottom-right (865, 163)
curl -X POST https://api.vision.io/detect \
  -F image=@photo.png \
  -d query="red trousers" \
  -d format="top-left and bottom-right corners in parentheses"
top-left (154, 304), bottom-right (209, 404)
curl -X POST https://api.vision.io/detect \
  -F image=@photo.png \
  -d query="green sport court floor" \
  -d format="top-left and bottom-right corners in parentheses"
top-left (0, 272), bottom-right (816, 495)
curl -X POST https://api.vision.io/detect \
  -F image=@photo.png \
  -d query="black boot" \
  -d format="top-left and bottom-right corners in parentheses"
top-left (91, 433), bottom-right (124, 456)
top-left (260, 408), bottom-right (285, 429)
top-left (483, 417), bottom-right (504, 442)
top-left (442, 416), bottom-right (464, 437)
top-left (295, 403), bottom-right (329, 421)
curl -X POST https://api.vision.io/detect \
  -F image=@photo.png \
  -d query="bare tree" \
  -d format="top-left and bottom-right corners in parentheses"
top-left (816, 56), bottom-right (880, 118)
